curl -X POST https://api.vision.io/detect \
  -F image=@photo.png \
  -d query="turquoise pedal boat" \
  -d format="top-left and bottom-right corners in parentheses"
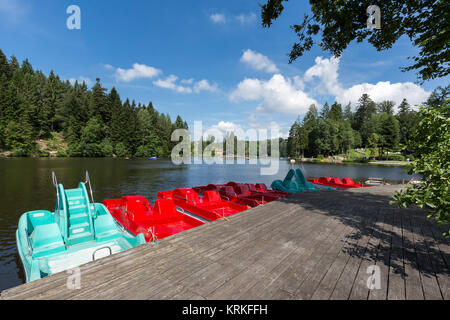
top-left (16, 171), bottom-right (145, 283)
top-left (271, 168), bottom-right (335, 193)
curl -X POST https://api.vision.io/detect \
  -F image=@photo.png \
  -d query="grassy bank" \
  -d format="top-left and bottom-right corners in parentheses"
top-left (293, 148), bottom-right (410, 166)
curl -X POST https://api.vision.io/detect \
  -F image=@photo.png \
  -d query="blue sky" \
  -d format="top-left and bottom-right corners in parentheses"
top-left (0, 0), bottom-right (447, 137)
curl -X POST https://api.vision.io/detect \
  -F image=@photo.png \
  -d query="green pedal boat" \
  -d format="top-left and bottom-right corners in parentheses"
top-left (16, 171), bottom-right (145, 283)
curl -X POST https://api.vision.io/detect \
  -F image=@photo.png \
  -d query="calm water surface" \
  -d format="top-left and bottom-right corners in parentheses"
top-left (0, 158), bottom-right (418, 291)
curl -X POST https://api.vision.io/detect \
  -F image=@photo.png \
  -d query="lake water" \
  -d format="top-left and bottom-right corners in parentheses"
top-left (0, 157), bottom-right (418, 291)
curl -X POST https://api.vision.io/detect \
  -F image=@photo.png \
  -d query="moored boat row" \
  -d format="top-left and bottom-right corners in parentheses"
top-left (15, 169), bottom-right (372, 283)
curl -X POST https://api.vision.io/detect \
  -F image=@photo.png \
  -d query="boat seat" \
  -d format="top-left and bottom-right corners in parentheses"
top-left (255, 183), bottom-right (268, 192)
top-left (219, 186), bottom-right (238, 200)
top-left (246, 184), bottom-right (258, 192)
top-left (94, 214), bottom-right (119, 241)
top-left (156, 190), bottom-right (173, 200)
top-left (235, 184), bottom-right (251, 196)
top-left (31, 223), bottom-right (65, 258)
top-left (342, 178), bottom-right (355, 185)
top-left (26, 210), bottom-right (54, 234)
top-left (202, 190), bottom-right (223, 204)
top-left (153, 199), bottom-right (179, 220)
top-left (121, 196), bottom-right (151, 219)
top-left (226, 181), bottom-right (239, 187)
top-left (331, 178), bottom-right (343, 185)
top-left (319, 177), bottom-right (332, 184)
top-left (173, 188), bottom-right (200, 204)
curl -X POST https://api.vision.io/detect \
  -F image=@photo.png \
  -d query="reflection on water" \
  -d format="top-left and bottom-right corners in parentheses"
top-left (0, 158), bottom-right (418, 291)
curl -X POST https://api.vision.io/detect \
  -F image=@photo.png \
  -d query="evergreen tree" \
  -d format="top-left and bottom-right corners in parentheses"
top-left (353, 94), bottom-right (377, 131)
top-left (343, 103), bottom-right (354, 126)
top-left (320, 102), bottom-right (330, 119)
top-left (396, 99), bottom-right (417, 145)
top-left (377, 101), bottom-right (395, 114)
top-left (328, 102), bottom-right (343, 121)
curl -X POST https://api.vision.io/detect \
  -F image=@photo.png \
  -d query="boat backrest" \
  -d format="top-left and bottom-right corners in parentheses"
top-left (173, 188), bottom-right (200, 204)
top-left (202, 190), bottom-right (222, 204)
top-left (226, 181), bottom-right (239, 188)
top-left (331, 178), bottom-right (343, 185)
top-left (219, 186), bottom-right (237, 199)
top-left (319, 177), bottom-right (332, 184)
top-left (234, 184), bottom-right (251, 196)
top-left (121, 196), bottom-right (151, 219)
top-left (153, 199), bottom-right (178, 219)
top-left (192, 186), bottom-right (206, 194)
top-left (206, 184), bottom-right (220, 191)
top-left (255, 183), bottom-right (268, 192)
top-left (103, 198), bottom-right (121, 209)
top-left (342, 178), bottom-right (355, 185)
top-left (156, 190), bottom-right (173, 200)
top-left (246, 184), bottom-right (258, 192)
top-left (30, 223), bottom-right (65, 258)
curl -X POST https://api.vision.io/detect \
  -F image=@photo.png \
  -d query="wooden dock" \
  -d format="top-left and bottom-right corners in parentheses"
top-left (1, 185), bottom-right (449, 300)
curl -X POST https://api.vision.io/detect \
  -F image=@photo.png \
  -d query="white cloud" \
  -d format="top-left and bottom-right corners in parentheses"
top-left (208, 120), bottom-right (287, 140)
top-left (115, 63), bottom-right (162, 82)
top-left (304, 56), bottom-right (342, 95)
top-left (303, 56), bottom-right (430, 109)
top-left (236, 13), bottom-right (256, 24)
top-left (153, 75), bottom-right (192, 93)
top-left (194, 79), bottom-right (218, 93)
top-left (210, 121), bottom-right (243, 133)
top-left (181, 78), bottom-right (194, 84)
top-left (209, 12), bottom-right (257, 25)
top-left (240, 49), bottom-right (279, 73)
top-left (153, 76), bottom-right (217, 94)
top-left (336, 81), bottom-right (430, 108)
top-left (230, 74), bottom-right (318, 114)
top-left (210, 13), bottom-right (226, 24)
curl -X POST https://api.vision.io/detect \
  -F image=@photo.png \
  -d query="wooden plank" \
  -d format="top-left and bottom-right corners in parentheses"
top-left (326, 213), bottom-right (379, 300)
top-left (401, 211), bottom-right (425, 300)
top-left (294, 220), bottom-right (359, 300)
top-left (272, 217), bottom-right (351, 299)
top-left (348, 210), bottom-right (387, 299)
top-left (239, 208), bottom-right (343, 299)
top-left (386, 209), bottom-right (406, 300)
top-left (409, 215), bottom-right (443, 300)
top-left (368, 209), bottom-right (394, 300)
top-left (419, 224), bottom-right (450, 300)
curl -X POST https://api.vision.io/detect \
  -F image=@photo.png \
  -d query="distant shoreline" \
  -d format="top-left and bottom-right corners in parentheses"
top-left (292, 158), bottom-right (408, 167)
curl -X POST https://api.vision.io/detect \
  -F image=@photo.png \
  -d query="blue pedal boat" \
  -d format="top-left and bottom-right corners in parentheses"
top-left (16, 171), bottom-right (145, 283)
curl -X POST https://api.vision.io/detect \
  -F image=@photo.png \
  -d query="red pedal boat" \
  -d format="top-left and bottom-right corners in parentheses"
top-left (307, 177), bottom-right (372, 189)
top-left (156, 188), bottom-right (249, 221)
top-left (226, 182), bottom-right (280, 204)
top-left (247, 183), bottom-right (291, 198)
top-left (103, 196), bottom-right (204, 242)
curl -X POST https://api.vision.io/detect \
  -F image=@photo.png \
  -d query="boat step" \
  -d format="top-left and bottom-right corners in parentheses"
top-left (70, 212), bottom-right (89, 219)
top-left (67, 195), bottom-right (84, 201)
top-left (69, 204), bottom-right (87, 209)
top-left (69, 222), bottom-right (89, 234)
top-left (69, 215), bottom-right (89, 225)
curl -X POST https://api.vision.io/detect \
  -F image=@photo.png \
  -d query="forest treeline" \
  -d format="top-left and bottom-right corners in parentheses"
top-left (0, 49), bottom-right (188, 158)
top-left (286, 94), bottom-right (420, 159)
